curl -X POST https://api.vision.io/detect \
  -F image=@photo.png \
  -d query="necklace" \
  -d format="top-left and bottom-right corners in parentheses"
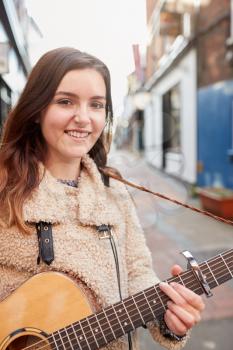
top-left (57, 177), bottom-right (80, 188)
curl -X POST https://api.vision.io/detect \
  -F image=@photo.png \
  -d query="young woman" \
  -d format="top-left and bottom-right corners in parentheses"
top-left (0, 47), bottom-right (204, 350)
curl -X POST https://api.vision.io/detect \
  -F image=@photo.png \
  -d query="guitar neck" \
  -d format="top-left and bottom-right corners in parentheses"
top-left (50, 249), bottom-right (233, 350)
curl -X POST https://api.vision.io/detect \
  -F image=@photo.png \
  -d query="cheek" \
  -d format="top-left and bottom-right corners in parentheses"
top-left (93, 117), bottom-right (106, 134)
top-left (41, 110), bottom-right (68, 135)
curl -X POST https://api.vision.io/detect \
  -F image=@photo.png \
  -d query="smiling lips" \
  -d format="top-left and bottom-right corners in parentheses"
top-left (65, 130), bottom-right (90, 139)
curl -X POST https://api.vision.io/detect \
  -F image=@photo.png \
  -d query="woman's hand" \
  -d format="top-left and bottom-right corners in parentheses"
top-left (159, 264), bottom-right (205, 336)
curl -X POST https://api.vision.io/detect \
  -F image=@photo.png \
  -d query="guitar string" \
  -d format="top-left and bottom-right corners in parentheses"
top-left (21, 271), bottom-right (233, 350)
top-left (20, 253), bottom-right (233, 350)
top-left (21, 267), bottom-right (232, 350)
top-left (20, 254), bottom-right (233, 350)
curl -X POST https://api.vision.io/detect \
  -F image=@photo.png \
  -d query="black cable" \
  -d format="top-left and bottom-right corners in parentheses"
top-left (109, 231), bottom-right (133, 350)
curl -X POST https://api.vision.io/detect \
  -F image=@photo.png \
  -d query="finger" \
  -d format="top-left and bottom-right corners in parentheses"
top-left (170, 282), bottom-right (205, 311)
top-left (171, 264), bottom-right (183, 276)
top-left (164, 309), bottom-right (187, 336)
top-left (167, 301), bottom-right (200, 328)
top-left (159, 282), bottom-right (186, 306)
top-left (179, 303), bottom-right (202, 323)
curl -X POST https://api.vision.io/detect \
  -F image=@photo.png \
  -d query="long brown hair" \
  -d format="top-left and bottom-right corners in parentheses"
top-left (0, 47), bottom-right (113, 233)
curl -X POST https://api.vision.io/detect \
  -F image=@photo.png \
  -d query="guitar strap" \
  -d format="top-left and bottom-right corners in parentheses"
top-left (36, 221), bottom-right (54, 265)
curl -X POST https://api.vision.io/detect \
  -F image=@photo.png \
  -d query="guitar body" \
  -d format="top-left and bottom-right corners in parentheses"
top-left (1, 249), bottom-right (232, 350)
top-left (0, 272), bottom-right (93, 350)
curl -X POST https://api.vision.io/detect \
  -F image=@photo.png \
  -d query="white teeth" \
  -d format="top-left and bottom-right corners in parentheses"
top-left (66, 131), bottom-right (89, 138)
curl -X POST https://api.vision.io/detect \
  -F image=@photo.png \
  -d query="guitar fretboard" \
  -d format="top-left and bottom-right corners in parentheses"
top-left (49, 249), bottom-right (233, 350)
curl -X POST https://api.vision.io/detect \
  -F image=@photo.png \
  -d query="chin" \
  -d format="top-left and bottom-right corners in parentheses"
top-left (66, 147), bottom-right (90, 159)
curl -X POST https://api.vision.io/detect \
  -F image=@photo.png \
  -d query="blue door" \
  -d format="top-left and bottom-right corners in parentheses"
top-left (197, 80), bottom-right (233, 189)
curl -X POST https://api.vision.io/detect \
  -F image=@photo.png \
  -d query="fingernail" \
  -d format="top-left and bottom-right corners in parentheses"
top-left (159, 282), bottom-right (169, 288)
top-left (170, 282), bottom-right (178, 287)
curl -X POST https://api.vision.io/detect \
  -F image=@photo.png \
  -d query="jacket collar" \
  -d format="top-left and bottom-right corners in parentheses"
top-left (23, 155), bottom-right (121, 226)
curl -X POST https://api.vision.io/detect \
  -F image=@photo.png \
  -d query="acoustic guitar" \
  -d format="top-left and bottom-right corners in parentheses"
top-left (0, 249), bottom-right (232, 350)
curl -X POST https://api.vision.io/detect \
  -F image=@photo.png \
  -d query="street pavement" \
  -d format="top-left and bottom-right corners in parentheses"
top-left (109, 150), bottom-right (233, 350)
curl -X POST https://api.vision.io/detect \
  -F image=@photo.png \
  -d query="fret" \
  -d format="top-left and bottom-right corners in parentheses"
top-left (50, 333), bottom-right (61, 350)
top-left (226, 261), bottom-right (233, 273)
top-left (58, 330), bottom-right (67, 349)
top-left (178, 274), bottom-right (185, 286)
top-left (142, 290), bottom-right (157, 320)
top-left (169, 275), bottom-right (185, 287)
top-left (224, 250), bottom-right (233, 262)
top-left (70, 322), bottom-right (89, 350)
top-left (96, 310), bottom-right (115, 344)
top-left (114, 301), bottom-right (134, 333)
top-left (208, 256), bottom-right (231, 285)
top-left (94, 313), bottom-right (108, 344)
top-left (224, 261), bottom-right (233, 274)
top-left (134, 292), bottom-right (154, 324)
top-left (75, 321), bottom-right (90, 350)
top-left (124, 296), bottom-right (145, 328)
top-left (53, 330), bottom-right (66, 350)
top-left (154, 286), bottom-right (166, 312)
top-left (64, 327), bottom-right (75, 350)
top-left (224, 259), bottom-right (233, 271)
top-left (200, 262), bottom-right (219, 289)
top-left (104, 305), bottom-right (125, 338)
top-left (70, 324), bottom-right (82, 349)
top-left (175, 270), bottom-right (203, 296)
top-left (121, 298), bottom-right (136, 330)
top-left (88, 314), bottom-right (107, 347)
top-left (206, 261), bottom-right (219, 286)
top-left (131, 294), bottom-right (145, 324)
top-left (86, 316), bottom-right (100, 348)
top-left (111, 305), bottom-right (125, 334)
top-left (220, 254), bottom-right (233, 277)
top-left (102, 308), bottom-right (117, 340)
top-left (215, 269), bottom-right (233, 285)
top-left (144, 287), bottom-right (159, 320)
top-left (221, 253), bottom-right (233, 277)
top-left (79, 319), bottom-right (94, 350)
top-left (48, 337), bottom-right (59, 350)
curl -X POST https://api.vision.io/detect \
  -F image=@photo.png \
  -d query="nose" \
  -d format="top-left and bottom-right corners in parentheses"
top-left (73, 104), bottom-right (90, 124)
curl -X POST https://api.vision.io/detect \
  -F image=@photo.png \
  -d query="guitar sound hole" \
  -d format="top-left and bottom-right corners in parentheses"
top-left (6, 335), bottom-right (50, 350)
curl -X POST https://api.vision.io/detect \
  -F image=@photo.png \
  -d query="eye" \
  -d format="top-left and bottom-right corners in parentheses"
top-left (57, 99), bottom-right (73, 105)
top-left (91, 101), bottom-right (105, 109)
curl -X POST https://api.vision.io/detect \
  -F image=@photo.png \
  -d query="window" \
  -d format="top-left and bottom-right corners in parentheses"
top-left (162, 84), bottom-right (181, 156)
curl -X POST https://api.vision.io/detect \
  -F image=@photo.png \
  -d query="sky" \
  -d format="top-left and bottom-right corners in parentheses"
top-left (25, 0), bottom-right (147, 117)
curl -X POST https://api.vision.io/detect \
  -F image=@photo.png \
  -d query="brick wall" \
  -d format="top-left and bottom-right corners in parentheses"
top-left (197, 0), bottom-right (233, 87)
top-left (146, 0), bottom-right (156, 80)
top-left (146, 0), bottom-right (159, 80)
top-left (146, 0), bottom-right (157, 23)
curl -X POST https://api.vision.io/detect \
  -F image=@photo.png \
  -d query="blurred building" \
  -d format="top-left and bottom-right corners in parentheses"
top-left (120, 0), bottom-right (233, 189)
top-left (0, 0), bottom-right (41, 129)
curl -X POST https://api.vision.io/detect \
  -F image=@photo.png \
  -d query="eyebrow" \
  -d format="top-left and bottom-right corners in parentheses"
top-left (55, 91), bottom-right (106, 100)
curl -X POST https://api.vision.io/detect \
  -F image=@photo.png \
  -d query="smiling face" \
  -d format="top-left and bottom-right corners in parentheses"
top-left (40, 68), bottom-right (106, 167)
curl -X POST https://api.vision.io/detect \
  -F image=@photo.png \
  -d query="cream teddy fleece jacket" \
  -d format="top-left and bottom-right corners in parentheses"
top-left (0, 155), bottom-right (188, 350)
